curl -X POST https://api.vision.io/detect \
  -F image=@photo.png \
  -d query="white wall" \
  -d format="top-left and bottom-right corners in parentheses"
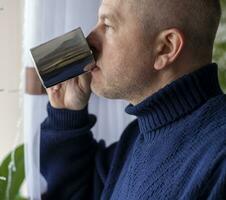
top-left (0, 0), bottom-right (24, 161)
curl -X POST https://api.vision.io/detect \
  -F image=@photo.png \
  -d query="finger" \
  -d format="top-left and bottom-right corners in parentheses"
top-left (52, 84), bottom-right (61, 91)
top-left (65, 77), bottom-right (78, 91)
top-left (46, 84), bottom-right (62, 96)
top-left (79, 72), bottom-right (92, 92)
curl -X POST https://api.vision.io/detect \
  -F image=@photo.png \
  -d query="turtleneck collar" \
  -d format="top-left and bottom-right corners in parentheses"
top-left (125, 63), bottom-right (223, 133)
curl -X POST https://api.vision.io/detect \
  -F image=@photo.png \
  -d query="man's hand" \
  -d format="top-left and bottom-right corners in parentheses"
top-left (46, 72), bottom-right (92, 110)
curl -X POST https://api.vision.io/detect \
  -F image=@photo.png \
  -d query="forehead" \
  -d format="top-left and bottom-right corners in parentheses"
top-left (99, 0), bottom-right (136, 24)
top-left (99, 0), bottom-right (128, 16)
top-left (101, 0), bottom-right (124, 7)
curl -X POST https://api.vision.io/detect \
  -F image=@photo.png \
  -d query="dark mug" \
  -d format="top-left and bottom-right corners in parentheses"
top-left (30, 27), bottom-right (95, 88)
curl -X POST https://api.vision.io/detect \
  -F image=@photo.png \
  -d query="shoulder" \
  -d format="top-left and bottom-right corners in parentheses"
top-left (196, 94), bottom-right (226, 135)
top-left (204, 94), bottom-right (226, 120)
top-left (188, 94), bottom-right (226, 160)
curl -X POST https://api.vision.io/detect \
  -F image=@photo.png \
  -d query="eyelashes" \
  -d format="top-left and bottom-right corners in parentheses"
top-left (104, 24), bottom-right (112, 29)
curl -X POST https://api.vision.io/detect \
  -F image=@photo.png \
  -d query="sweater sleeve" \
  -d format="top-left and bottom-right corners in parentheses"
top-left (40, 102), bottom-right (117, 200)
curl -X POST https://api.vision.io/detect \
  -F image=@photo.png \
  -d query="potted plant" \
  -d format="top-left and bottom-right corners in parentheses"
top-left (0, 144), bottom-right (27, 200)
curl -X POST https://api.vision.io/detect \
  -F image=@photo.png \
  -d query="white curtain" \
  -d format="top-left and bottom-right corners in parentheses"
top-left (23, 0), bottom-right (136, 199)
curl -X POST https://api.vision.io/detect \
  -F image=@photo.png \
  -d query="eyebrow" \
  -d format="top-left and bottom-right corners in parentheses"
top-left (100, 13), bottom-right (117, 22)
top-left (98, 6), bottom-right (121, 23)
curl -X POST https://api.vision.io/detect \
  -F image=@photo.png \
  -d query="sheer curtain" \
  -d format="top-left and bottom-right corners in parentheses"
top-left (23, 0), bottom-right (135, 199)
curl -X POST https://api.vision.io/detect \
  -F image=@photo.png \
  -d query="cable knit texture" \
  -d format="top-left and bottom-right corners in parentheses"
top-left (40, 63), bottom-right (226, 200)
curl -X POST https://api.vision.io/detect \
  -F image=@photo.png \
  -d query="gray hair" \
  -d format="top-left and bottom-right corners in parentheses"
top-left (129, 0), bottom-right (222, 52)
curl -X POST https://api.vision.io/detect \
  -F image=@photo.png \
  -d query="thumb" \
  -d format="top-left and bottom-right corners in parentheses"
top-left (79, 72), bottom-right (92, 92)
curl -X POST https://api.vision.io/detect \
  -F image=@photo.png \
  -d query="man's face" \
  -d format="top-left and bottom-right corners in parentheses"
top-left (88, 0), bottom-right (155, 103)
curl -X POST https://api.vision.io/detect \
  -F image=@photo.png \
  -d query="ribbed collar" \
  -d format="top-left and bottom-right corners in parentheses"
top-left (125, 63), bottom-right (223, 133)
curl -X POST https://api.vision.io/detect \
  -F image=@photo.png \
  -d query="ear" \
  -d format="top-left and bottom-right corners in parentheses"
top-left (154, 28), bottom-right (184, 70)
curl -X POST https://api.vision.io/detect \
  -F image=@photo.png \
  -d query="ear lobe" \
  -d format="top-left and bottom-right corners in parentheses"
top-left (154, 29), bottom-right (184, 71)
top-left (153, 41), bottom-right (168, 70)
top-left (154, 54), bottom-right (169, 70)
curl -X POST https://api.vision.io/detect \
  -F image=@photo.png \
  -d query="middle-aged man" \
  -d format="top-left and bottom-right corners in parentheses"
top-left (40, 0), bottom-right (226, 199)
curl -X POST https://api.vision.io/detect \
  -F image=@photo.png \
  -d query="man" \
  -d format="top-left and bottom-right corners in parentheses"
top-left (40, 0), bottom-right (226, 199)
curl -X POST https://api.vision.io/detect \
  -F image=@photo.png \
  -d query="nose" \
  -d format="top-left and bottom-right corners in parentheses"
top-left (87, 28), bottom-right (101, 61)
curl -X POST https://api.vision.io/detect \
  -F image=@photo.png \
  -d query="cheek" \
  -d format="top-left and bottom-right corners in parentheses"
top-left (101, 37), bottom-right (152, 82)
top-left (101, 42), bottom-right (126, 72)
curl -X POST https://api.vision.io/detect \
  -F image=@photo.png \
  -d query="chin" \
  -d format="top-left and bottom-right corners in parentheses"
top-left (91, 82), bottom-right (103, 97)
top-left (91, 86), bottom-right (109, 98)
top-left (91, 84), bottom-right (116, 99)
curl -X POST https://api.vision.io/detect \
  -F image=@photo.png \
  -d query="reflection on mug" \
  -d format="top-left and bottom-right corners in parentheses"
top-left (30, 27), bottom-right (95, 88)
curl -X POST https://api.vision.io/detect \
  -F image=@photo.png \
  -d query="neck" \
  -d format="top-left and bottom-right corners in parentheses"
top-left (129, 59), bottom-right (212, 106)
top-left (125, 63), bottom-right (222, 134)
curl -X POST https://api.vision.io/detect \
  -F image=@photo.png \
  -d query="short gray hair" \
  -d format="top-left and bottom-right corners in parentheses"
top-left (129, 0), bottom-right (222, 51)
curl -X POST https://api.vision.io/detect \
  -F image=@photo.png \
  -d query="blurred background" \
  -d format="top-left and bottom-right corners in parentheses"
top-left (0, 0), bottom-right (225, 199)
top-left (0, 0), bottom-right (24, 161)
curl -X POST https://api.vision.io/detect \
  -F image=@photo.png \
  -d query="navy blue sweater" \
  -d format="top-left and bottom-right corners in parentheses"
top-left (40, 63), bottom-right (226, 200)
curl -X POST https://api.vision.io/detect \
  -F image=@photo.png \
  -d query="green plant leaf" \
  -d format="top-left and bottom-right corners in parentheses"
top-left (14, 194), bottom-right (28, 200)
top-left (214, 0), bottom-right (226, 92)
top-left (219, 69), bottom-right (226, 92)
top-left (0, 144), bottom-right (25, 200)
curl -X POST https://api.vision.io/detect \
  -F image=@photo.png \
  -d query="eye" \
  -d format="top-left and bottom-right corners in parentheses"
top-left (104, 24), bottom-right (112, 30)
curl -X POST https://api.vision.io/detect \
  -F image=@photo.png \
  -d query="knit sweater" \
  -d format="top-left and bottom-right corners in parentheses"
top-left (40, 63), bottom-right (226, 200)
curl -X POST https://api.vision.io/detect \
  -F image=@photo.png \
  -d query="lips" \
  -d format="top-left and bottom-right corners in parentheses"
top-left (83, 63), bottom-right (99, 72)
top-left (91, 66), bottom-right (100, 72)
